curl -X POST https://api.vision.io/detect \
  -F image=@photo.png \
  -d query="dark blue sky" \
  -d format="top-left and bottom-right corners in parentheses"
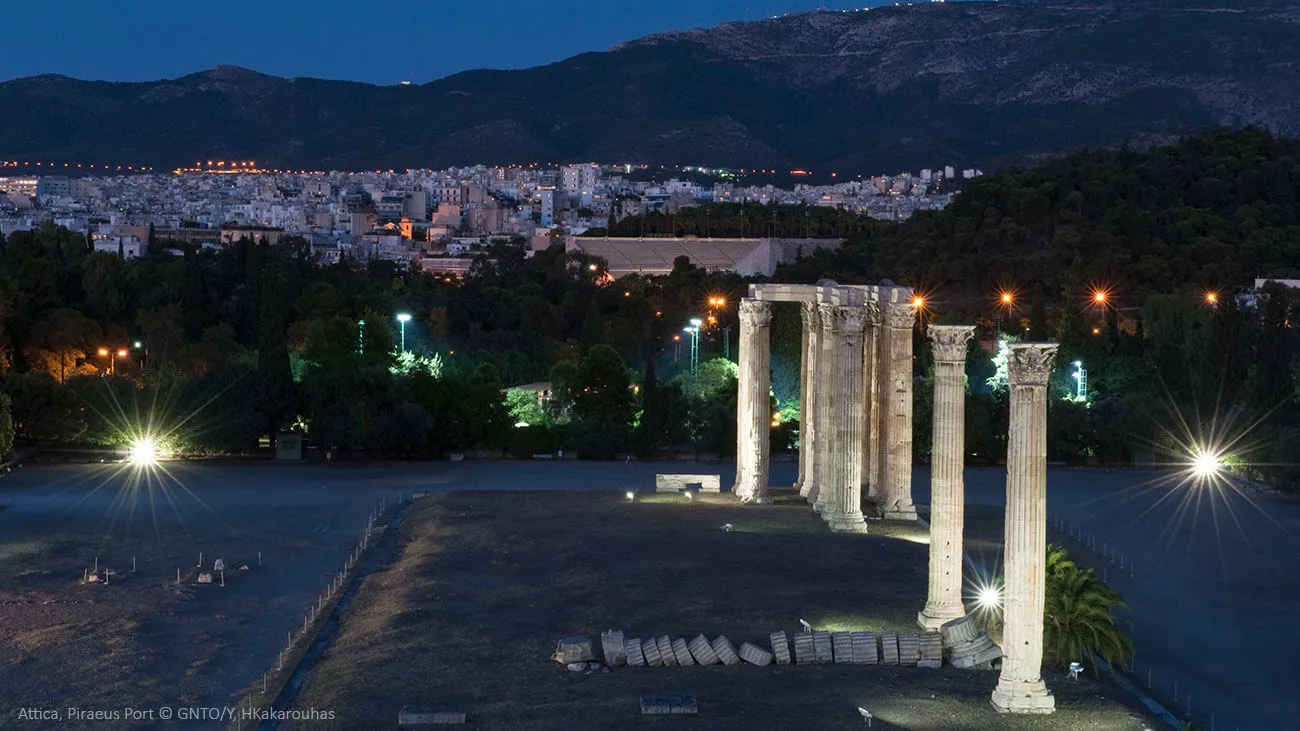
top-left (2, 0), bottom-right (889, 84)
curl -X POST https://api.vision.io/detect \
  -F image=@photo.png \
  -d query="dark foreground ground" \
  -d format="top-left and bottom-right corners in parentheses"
top-left (283, 491), bottom-right (1157, 731)
top-left (2, 459), bottom-right (1293, 729)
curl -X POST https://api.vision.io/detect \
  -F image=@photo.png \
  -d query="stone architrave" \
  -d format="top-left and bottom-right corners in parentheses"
top-left (812, 303), bottom-right (839, 516)
top-left (824, 305), bottom-right (869, 532)
top-left (991, 343), bottom-right (1059, 715)
top-left (734, 299), bottom-right (774, 504)
top-left (862, 301), bottom-right (882, 503)
top-left (880, 298), bottom-right (918, 520)
top-left (919, 325), bottom-right (976, 631)
top-left (796, 302), bottom-right (820, 497)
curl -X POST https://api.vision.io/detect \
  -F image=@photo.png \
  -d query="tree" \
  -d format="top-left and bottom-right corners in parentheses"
top-left (573, 345), bottom-right (635, 424)
top-left (0, 392), bottom-right (13, 458)
top-left (1043, 545), bottom-right (1134, 673)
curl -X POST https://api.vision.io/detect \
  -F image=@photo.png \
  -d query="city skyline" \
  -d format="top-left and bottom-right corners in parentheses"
top-left (0, 0), bottom-right (893, 85)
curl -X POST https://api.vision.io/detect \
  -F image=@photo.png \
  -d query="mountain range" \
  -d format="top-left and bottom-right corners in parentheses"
top-left (1, 0), bottom-right (1297, 175)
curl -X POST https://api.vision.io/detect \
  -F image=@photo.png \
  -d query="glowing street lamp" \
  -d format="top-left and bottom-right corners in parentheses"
top-left (1205, 291), bottom-right (1219, 305)
top-left (396, 313), bottom-right (412, 353)
top-left (97, 346), bottom-right (128, 375)
top-left (1092, 290), bottom-right (1108, 305)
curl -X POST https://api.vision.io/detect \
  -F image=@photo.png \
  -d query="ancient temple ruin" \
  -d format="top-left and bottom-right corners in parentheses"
top-left (732, 281), bottom-right (919, 525)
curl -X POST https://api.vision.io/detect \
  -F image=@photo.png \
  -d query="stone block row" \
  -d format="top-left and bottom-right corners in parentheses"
top-left (576, 626), bottom-right (957, 671)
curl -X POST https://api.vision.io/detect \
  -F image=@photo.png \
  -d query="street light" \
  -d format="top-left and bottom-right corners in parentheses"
top-left (97, 347), bottom-right (128, 376)
top-left (396, 313), bottom-right (412, 353)
top-left (1205, 291), bottom-right (1219, 305)
top-left (996, 291), bottom-right (1015, 335)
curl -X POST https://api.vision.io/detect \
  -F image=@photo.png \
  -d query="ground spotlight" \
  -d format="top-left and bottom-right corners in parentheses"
top-left (976, 585), bottom-right (1002, 612)
top-left (129, 436), bottom-right (159, 465)
top-left (1190, 447), bottom-right (1224, 479)
top-left (625, 491), bottom-right (635, 502)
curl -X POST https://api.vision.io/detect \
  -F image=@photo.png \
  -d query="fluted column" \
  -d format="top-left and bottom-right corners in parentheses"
top-left (991, 343), bottom-right (1058, 715)
top-left (918, 325), bottom-right (976, 631)
top-left (880, 297), bottom-right (918, 521)
top-left (735, 299), bottom-right (774, 504)
top-left (826, 306), bottom-right (869, 533)
top-left (811, 303), bottom-right (837, 515)
top-left (795, 303), bottom-right (818, 495)
top-left (862, 300), bottom-right (882, 505)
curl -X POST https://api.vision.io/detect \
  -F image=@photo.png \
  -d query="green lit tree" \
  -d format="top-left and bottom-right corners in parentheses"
top-left (1043, 544), bottom-right (1134, 673)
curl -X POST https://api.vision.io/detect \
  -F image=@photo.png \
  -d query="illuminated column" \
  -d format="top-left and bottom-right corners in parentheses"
top-left (735, 298), bottom-right (774, 504)
top-left (811, 303), bottom-right (837, 516)
top-left (880, 296), bottom-right (918, 521)
top-left (795, 302), bottom-right (818, 496)
top-left (918, 325), bottom-right (976, 631)
top-left (825, 306), bottom-right (869, 533)
top-left (862, 298), bottom-right (882, 505)
top-left (991, 343), bottom-right (1058, 715)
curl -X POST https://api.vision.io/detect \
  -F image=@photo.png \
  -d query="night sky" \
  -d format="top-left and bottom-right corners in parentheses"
top-left (2, 0), bottom-right (895, 85)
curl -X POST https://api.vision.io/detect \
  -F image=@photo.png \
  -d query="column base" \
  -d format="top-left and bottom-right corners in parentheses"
top-left (740, 494), bottom-right (773, 505)
top-left (991, 679), bottom-right (1055, 715)
top-left (917, 605), bottom-right (965, 632)
top-left (827, 512), bottom-right (868, 533)
top-left (883, 502), bottom-right (918, 521)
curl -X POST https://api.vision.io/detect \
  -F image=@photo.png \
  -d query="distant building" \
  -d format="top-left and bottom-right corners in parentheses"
top-left (538, 187), bottom-right (556, 227)
top-left (565, 236), bottom-right (842, 278)
top-left (93, 235), bottom-right (145, 259)
top-left (219, 226), bottom-right (286, 245)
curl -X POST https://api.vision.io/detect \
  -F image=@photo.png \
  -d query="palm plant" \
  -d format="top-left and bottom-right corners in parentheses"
top-left (1043, 545), bottom-right (1134, 672)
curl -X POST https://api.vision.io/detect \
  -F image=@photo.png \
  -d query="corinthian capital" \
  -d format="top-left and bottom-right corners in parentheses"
top-left (928, 325), bottom-right (976, 362)
top-left (883, 301), bottom-right (917, 330)
top-left (800, 301), bottom-right (820, 329)
top-left (739, 298), bottom-right (772, 328)
top-left (1007, 343), bottom-right (1059, 387)
top-left (829, 306), bottom-right (868, 335)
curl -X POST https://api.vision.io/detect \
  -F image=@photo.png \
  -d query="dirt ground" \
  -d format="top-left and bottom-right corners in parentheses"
top-left (285, 491), bottom-right (1160, 731)
top-left (0, 462), bottom-right (387, 730)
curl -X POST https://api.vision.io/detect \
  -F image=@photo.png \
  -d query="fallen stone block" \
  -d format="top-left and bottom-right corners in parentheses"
top-left (851, 632), bottom-right (878, 665)
top-left (738, 642), bottom-right (773, 666)
top-left (554, 636), bottom-right (595, 664)
top-left (918, 632), bottom-right (943, 668)
top-left (642, 638), bottom-right (664, 666)
top-left (657, 636), bottom-right (677, 666)
top-left (641, 694), bottom-right (698, 715)
top-left (711, 636), bottom-right (741, 665)
top-left (601, 630), bottom-right (626, 667)
top-left (625, 638), bottom-right (647, 667)
top-left (897, 632), bottom-right (921, 666)
top-left (812, 631), bottom-right (833, 664)
top-left (940, 616), bottom-right (977, 647)
top-left (688, 634), bottom-right (720, 665)
top-left (880, 632), bottom-right (900, 665)
top-left (832, 632), bottom-right (854, 664)
top-left (672, 638), bottom-right (696, 666)
top-left (770, 631), bottom-right (791, 665)
top-left (792, 632), bottom-right (816, 665)
top-left (948, 633), bottom-right (1002, 669)
top-left (398, 707), bottom-right (466, 725)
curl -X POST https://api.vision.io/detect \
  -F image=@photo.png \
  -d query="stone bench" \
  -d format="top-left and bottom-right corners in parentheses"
top-left (655, 474), bottom-right (721, 493)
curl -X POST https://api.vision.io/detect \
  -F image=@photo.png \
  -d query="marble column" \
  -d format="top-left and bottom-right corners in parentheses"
top-left (825, 306), bottom-right (869, 533)
top-left (811, 303), bottom-right (838, 515)
top-left (991, 343), bottom-right (1058, 715)
top-left (795, 303), bottom-right (819, 496)
top-left (880, 297), bottom-right (918, 521)
top-left (918, 325), bottom-right (976, 631)
top-left (734, 299), bottom-right (774, 504)
top-left (862, 300), bottom-right (882, 505)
